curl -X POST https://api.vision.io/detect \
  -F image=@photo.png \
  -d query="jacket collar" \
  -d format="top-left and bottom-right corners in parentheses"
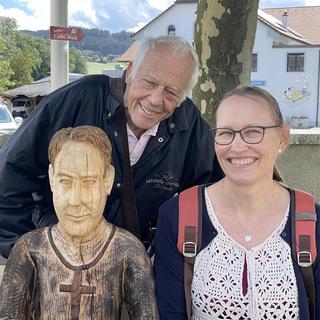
top-left (163, 98), bottom-right (191, 133)
top-left (105, 73), bottom-right (126, 118)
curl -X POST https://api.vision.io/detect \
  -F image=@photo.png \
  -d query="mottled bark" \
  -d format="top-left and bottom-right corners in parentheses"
top-left (193, 0), bottom-right (259, 125)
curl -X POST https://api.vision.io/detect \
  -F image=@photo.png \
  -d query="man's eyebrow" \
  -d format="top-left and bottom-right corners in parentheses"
top-left (143, 75), bottom-right (181, 93)
top-left (56, 173), bottom-right (73, 178)
top-left (80, 175), bottom-right (99, 180)
top-left (55, 173), bottom-right (99, 179)
top-left (166, 86), bottom-right (180, 93)
top-left (143, 74), bottom-right (157, 80)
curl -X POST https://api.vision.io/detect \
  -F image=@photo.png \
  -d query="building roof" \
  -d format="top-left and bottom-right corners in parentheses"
top-left (117, 40), bottom-right (141, 62)
top-left (263, 6), bottom-right (320, 44)
top-left (125, 6), bottom-right (313, 64)
top-left (131, 3), bottom-right (315, 45)
top-left (258, 9), bottom-right (311, 45)
top-left (131, 4), bottom-right (175, 38)
top-left (0, 74), bottom-right (84, 99)
top-left (174, 0), bottom-right (197, 3)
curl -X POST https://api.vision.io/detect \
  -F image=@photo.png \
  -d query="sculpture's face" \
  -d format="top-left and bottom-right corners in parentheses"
top-left (49, 141), bottom-right (114, 243)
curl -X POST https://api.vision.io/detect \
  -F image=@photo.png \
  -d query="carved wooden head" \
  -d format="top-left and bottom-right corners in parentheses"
top-left (48, 126), bottom-right (114, 243)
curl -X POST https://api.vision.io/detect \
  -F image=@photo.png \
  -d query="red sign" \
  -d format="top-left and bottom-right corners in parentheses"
top-left (50, 26), bottom-right (84, 42)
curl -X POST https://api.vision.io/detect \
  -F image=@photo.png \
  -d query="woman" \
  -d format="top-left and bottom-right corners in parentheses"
top-left (154, 86), bottom-right (320, 319)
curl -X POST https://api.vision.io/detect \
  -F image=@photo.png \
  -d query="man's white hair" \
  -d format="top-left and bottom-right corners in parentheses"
top-left (130, 36), bottom-right (199, 101)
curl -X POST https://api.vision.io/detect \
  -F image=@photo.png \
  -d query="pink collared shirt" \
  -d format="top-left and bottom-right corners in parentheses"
top-left (127, 123), bottom-right (159, 165)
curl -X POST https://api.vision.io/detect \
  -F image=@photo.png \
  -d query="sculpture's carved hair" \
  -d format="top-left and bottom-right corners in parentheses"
top-left (48, 125), bottom-right (112, 174)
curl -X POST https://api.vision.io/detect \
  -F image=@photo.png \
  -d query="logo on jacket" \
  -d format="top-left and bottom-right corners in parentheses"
top-left (146, 172), bottom-right (180, 191)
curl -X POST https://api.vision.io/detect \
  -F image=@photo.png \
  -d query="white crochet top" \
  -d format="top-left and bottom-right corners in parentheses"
top-left (191, 189), bottom-right (299, 320)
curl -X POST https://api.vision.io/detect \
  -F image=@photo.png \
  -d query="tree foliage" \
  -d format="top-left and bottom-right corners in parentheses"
top-left (12, 32), bottom-right (41, 86)
top-left (0, 16), bottom-right (88, 91)
top-left (0, 34), bottom-right (14, 91)
top-left (193, 0), bottom-right (259, 125)
top-left (23, 28), bottom-right (133, 56)
top-left (70, 48), bottom-right (88, 74)
top-left (30, 37), bottom-right (50, 81)
top-left (0, 16), bottom-right (45, 89)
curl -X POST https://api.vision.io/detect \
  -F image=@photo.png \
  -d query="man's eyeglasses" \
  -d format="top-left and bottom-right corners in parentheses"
top-left (211, 125), bottom-right (281, 145)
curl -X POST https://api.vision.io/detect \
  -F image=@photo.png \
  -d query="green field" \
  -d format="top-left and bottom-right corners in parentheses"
top-left (87, 62), bottom-right (128, 74)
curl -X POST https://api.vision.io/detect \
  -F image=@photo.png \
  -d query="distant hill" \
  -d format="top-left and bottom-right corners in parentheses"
top-left (22, 28), bottom-right (134, 56)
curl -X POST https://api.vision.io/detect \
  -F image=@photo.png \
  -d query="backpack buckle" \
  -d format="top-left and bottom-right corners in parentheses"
top-left (183, 241), bottom-right (197, 258)
top-left (298, 251), bottom-right (312, 267)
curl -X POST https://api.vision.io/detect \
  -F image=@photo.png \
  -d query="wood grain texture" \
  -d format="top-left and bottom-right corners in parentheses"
top-left (0, 223), bottom-right (159, 320)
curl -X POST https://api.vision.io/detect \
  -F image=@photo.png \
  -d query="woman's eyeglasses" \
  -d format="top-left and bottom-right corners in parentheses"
top-left (211, 125), bottom-right (281, 145)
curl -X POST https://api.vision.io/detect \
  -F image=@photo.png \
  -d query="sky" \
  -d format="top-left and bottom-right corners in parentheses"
top-left (0, 0), bottom-right (320, 33)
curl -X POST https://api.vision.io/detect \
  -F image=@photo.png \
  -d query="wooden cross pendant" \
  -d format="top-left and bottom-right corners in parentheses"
top-left (60, 269), bottom-right (96, 320)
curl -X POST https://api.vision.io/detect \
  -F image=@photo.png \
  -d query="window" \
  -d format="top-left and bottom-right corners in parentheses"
top-left (287, 53), bottom-right (304, 72)
top-left (251, 53), bottom-right (257, 72)
top-left (168, 25), bottom-right (176, 36)
top-left (0, 108), bottom-right (11, 123)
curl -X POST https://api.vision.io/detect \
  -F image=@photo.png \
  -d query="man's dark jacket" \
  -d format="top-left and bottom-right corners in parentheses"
top-left (0, 74), bottom-right (222, 258)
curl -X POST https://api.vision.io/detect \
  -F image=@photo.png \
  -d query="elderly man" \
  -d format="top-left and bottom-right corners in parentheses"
top-left (0, 126), bottom-right (158, 319)
top-left (0, 35), bottom-right (223, 258)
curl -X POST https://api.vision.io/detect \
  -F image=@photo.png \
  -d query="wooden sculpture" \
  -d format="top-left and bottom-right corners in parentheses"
top-left (0, 125), bottom-right (158, 320)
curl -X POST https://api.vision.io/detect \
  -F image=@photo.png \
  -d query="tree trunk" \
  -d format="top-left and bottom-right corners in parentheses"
top-left (193, 0), bottom-right (259, 126)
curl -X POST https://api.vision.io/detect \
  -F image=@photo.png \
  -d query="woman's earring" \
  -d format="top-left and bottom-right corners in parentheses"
top-left (278, 148), bottom-right (282, 154)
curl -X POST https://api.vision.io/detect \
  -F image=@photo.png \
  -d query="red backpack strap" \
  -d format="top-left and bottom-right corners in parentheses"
top-left (295, 189), bottom-right (317, 266)
top-left (177, 186), bottom-right (201, 256)
top-left (294, 189), bottom-right (317, 320)
top-left (177, 185), bottom-right (202, 320)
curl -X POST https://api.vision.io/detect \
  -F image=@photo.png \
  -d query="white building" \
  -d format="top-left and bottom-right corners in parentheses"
top-left (131, 1), bottom-right (320, 127)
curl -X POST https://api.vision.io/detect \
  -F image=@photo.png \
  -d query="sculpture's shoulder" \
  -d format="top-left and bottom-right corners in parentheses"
top-left (113, 226), bottom-right (145, 247)
top-left (11, 227), bottom-right (50, 255)
top-left (111, 227), bottom-right (149, 260)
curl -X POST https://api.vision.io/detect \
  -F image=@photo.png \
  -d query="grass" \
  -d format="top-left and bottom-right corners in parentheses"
top-left (87, 62), bottom-right (128, 74)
